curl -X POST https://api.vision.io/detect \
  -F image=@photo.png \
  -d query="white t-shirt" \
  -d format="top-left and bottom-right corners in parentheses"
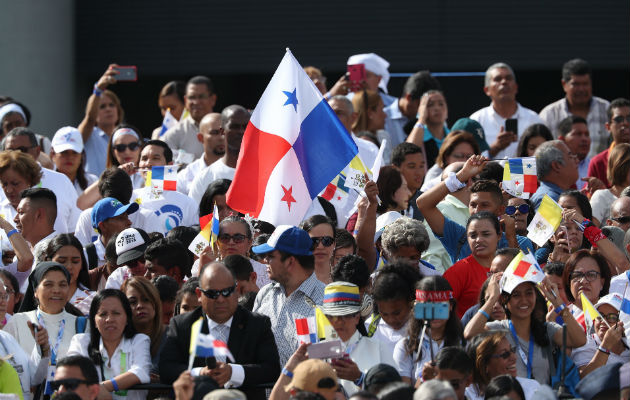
top-left (571, 334), bottom-right (630, 368)
top-left (590, 188), bottom-right (617, 223)
top-left (105, 266), bottom-right (132, 290)
top-left (188, 159), bottom-right (235, 205)
top-left (470, 103), bottom-right (544, 160)
top-left (74, 205), bottom-right (163, 245)
top-left (72, 173), bottom-right (98, 196)
top-left (130, 188), bottom-right (199, 236)
top-left (393, 336), bottom-right (445, 381)
top-left (177, 157), bottom-right (210, 196)
top-left (465, 377), bottom-right (540, 400)
top-left (366, 317), bottom-right (408, 356)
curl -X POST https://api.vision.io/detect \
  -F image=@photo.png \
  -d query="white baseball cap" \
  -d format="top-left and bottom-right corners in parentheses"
top-left (52, 126), bottom-right (84, 153)
top-left (115, 228), bottom-right (149, 265)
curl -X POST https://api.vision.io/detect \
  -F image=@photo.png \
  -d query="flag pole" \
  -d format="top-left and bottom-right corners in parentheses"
top-left (188, 319), bottom-right (202, 370)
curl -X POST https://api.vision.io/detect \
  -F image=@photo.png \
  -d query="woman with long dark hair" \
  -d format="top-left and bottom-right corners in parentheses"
top-left (465, 273), bottom-right (586, 385)
top-left (393, 276), bottom-right (464, 386)
top-left (44, 234), bottom-right (94, 315)
top-left (67, 289), bottom-right (151, 400)
top-left (300, 215), bottom-right (336, 284)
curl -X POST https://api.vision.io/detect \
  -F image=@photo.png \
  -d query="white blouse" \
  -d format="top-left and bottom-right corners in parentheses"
top-left (0, 330), bottom-right (49, 400)
top-left (67, 333), bottom-right (151, 400)
top-left (4, 309), bottom-right (77, 358)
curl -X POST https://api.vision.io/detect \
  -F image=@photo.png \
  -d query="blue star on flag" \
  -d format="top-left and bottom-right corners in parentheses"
top-left (282, 88), bottom-right (298, 112)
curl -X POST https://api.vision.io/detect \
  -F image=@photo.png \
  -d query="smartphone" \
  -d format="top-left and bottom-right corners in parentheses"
top-left (347, 64), bottom-right (366, 92)
top-left (308, 340), bottom-right (343, 359)
top-left (414, 302), bottom-right (450, 320)
top-left (505, 118), bottom-right (518, 134)
top-left (113, 65), bottom-right (137, 82)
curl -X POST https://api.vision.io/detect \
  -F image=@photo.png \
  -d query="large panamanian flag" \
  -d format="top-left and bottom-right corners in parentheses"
top-left (226, 49), bottom-right (358, 226)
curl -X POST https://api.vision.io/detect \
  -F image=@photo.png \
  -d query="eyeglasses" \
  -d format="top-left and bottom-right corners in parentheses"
top-left (569, 270), bottom-right (601, 282)
top-left (50, 378), bottom-right (93, 391)
top-left (113, 142), bottom-right (141, 152)
top-left (0, 293), bottom-right (8, 301)
top-left (218, 233), bottom-right (247, 244)
top-left (311, 236), bottom-right (334, 247)
top-left (611, 216), bottom-right (630, 224)
top-left (505, 204), bottom-right (530, 216)
top-left (200, 285), bottom-right (236, 299)
top-left (7, 145), bottom-right (36, 153)
top-left (597, 313), bottom-right (620, 324)
top-left (612, 115), bottom-right (630, 124)
top-left (491, 346), bottom-right (516, 359)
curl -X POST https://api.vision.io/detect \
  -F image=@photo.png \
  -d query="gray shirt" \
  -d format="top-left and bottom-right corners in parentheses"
top-left (162, 116), bottom-right (203, 159)
top-left (486, 319), bottom-right (561, 385)
top-left (253, 273), bottom-right (325, 366)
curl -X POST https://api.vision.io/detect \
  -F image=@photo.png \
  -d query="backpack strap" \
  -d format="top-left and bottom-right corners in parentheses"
top-left (75, 316), bottom-right (87, 333)
top-left (84, 243), bottom-right (97, 270)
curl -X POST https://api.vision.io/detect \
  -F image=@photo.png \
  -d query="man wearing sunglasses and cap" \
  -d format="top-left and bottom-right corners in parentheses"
top-left (159, 261), bottom-right (279, 400)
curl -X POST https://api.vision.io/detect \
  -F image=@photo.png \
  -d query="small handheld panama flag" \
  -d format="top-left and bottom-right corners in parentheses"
top-left (147, 166), bottom-right (178, 191)
top-left (188, 318), bottom-right (234, 369)
top-left (526, 195), bottom-right (563, 247)
top-left (500, 251), bottom-right (544, 294)
top-left (188, 204), bottom-right (220, 256)
top-left (226, 49), bottom-right (358, 226)
top-left (158, 108), bottom-right (178, 137)
top-left (502, 157), bottom-right (537, 199)
top-left (295, 316), bottom-right (318, 344)
top-left (616, 282), bottom-right (630, 342)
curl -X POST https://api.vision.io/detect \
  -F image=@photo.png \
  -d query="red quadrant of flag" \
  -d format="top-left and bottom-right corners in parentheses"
top-left (523, 175), bottom-right (537, 193)
top-left (227, 123), bottom-right (292, 217)
top-left (513, 260), bottom-right (531, 277)
top-left (295, 318), bottom-right (309, 335)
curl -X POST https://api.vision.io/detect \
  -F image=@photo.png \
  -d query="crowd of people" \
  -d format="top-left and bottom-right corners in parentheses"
top-left (0, 54), bottom-right (629, 400)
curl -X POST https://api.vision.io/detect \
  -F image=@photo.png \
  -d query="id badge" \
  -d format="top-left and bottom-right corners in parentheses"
top-left (44, 364), bottom-right (56, 395)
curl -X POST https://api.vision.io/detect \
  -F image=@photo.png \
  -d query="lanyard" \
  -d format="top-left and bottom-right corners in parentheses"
top-left (508, 320), bottom-right (534, 379)
top-left (100, 350), bottom-right (128, 396)
top-left (36, 310), bottom-right (65, 365)
top-left (344, 335), bottom-right (362, 356)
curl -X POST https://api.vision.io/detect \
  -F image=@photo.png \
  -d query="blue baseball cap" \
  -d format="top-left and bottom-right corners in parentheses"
top-left (91, 197), bottom-right (139, 229)
top-left (251, 225), bottom-right (313, 256)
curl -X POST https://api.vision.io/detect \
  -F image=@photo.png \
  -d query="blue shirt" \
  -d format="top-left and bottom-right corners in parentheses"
top-left (530, 181), bottom-right (564, 210)
top-left (84, 127), bottom-right (109, 176)
top-left (383, 98), bottom-right (408, 148)
top-left (422, 124), bottom-right (450, 147)
top-left (437, 217), bottom-right (534, 263)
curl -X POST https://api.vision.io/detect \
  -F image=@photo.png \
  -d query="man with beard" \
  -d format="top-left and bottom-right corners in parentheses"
top-left (189, 105), bottom-right (250, 205)
top-left (177, 113), bottom-right (224, 195)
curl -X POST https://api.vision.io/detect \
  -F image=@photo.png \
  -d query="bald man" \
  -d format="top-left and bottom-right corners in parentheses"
top-left (189, 105), bottom-right (250, 204)
top-left (606, 196), bottom-right (630, 233)
top-left (159, 262), bottom-right (279, 400)
top-left (177, 113), bottom-right (224, 195)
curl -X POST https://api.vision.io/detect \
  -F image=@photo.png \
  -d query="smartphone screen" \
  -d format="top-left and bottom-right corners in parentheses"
top-left (347, 64), bottom-right (366, 92)
top-left (505, 118), bottom-right (518, 134)
top-left (113, 66), bottom-right (137, 82)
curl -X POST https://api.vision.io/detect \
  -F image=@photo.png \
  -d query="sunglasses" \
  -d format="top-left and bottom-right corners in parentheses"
top-left (200, 285), bottom-right (236, 299)
top-left (505, 204), bottom-right (529, 216)
top-left (569, 270), bottom-right (601, 282)
top-left (7, 145), bottom-right (36, 153)
top-left (218, 233), bottom-right (247, 244)
top-left (612, 115), bottom-right (630, 124)
top-left (491, 346), bottom-right (516, 359)
top-left (113, 142), bottom-right (141, 152)
top-left (50, 378), bottom-right (93, 391)
top-left (311, 236), bottom-right (334, 247)
top-left (611, 216), bottom-right (630, 224)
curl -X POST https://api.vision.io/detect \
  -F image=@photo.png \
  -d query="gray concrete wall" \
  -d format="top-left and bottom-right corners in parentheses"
top-left (0, 0), bottom-right (76, 139)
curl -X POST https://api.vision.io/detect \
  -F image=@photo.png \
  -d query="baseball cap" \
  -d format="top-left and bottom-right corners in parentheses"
top-left (251, 225), bottom-right (313, 256)
top-left (92, 197), bottom-right (139, 229)
top-left (115, 228), bottom-right (150, 265)
top-left (321, 281), bottom-right (362, 316)
top-left (364, 363), bottom-right (401, 392)
top-left (374, 211), bottom-right (403, 242)
top-left (451, 118), bottom-right (490, 154)
top-left (594, 292), bottom-right (624, 311)
top-left (286, 359), bottom-right (338, 393)
top-left (52, 126), bottom-right (84, 153)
